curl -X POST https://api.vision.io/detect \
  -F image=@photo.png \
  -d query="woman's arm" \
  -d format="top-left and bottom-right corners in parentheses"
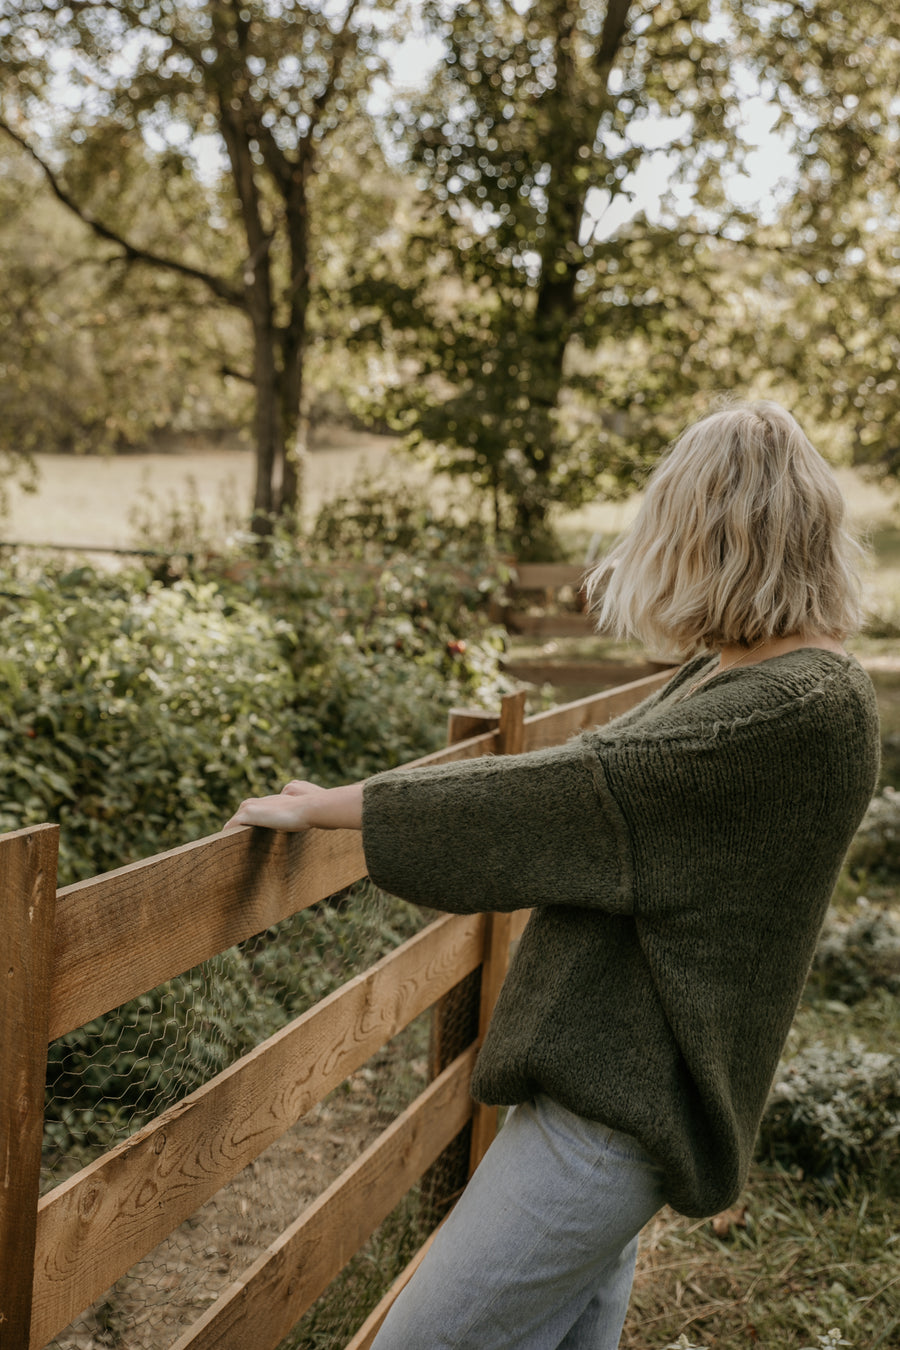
top-left (224, 780), bottom-right (363, 832)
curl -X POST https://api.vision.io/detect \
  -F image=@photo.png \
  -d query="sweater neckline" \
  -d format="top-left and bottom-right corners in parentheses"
top-left (674, 645), bottom-right (854, 700)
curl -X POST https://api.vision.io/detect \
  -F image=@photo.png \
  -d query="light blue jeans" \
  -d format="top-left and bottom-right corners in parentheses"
top-left (372, 1094), bottom-right (666, 1350)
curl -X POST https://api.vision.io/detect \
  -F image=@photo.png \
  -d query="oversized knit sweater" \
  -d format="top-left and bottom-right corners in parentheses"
top-left (361, 648), bottom-right (880, 1217)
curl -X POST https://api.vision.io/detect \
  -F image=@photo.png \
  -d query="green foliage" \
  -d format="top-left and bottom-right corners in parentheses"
top-left (0, 0), bottom-right (407, 523)
top-left (758, 1041), bottom-right (900, 1184)
top-left (0, 563), bottom-right (301, 883)
top-left (728, 2), bottom-right (900, 480)
top-left (0, 506), bottom-right (511, 885)
top-left (808, 907), bottom-right (900, 1005)
top-left (0, 142), bottom-right (250, 459)
top-left (844, 788), bottom-right (900, 881)
top-left (350, 0), bottom-right (762, 555)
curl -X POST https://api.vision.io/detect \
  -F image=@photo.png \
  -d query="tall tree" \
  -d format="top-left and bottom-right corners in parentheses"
top-left (351, 0), bottom-right (900, 555)
top-left (349, 0), bottom-right (757, 554)
top-left (727, 1), bottom-right (900, 477)
top-left (0, 0), bottom-right (394, 532)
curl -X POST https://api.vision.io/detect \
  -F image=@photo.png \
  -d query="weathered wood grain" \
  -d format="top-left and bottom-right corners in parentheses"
top-left (446, 707), bottom-right (499, 744)
top-left (48, 825), bottom-right (368, 1041)
top-left (497, 690), bottom-right (527, 756)
top-left (167, 1048), bottom-right (478, 1350)
top-left (31, 914), bottom-right (484, 1349)
top-left (0, 825), bottom-right (58, 1350)
top-left (521, 669), bottom-right (672, 750)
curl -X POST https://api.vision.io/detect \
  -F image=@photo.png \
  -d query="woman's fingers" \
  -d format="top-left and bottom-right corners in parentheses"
top-left (224, 792), bottom-right (312, 832)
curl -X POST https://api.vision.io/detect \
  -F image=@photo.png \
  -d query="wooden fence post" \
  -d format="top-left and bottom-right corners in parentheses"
top-left (468, 690), bottom-right (526, 1173)
top-left (0, 824), bottom-right (59, 1350)
top-left (421, 708), bottom-right (501, 1223)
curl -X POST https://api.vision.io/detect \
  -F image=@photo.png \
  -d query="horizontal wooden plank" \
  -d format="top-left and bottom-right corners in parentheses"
top-left (521, 669), bottom-right (674, 751)
top-left (511, 563), bottom-right (587, 589)
top-left (344, 1220), bottom-right (447, 1350)
top-left (32, 914), bottom-right (485, 1349)
top-left (168, 1047), bottom-right (478, 1350)
top-left (49, 826), bottom-right (367, 1041)
top-left (502, 659), bottom-right (673, 689)
top-left (506, 613), bottom-right (595, 637)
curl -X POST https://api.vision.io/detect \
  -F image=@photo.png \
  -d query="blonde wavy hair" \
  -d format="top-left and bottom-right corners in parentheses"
top-left (586, 401), bottom-right (864, 657)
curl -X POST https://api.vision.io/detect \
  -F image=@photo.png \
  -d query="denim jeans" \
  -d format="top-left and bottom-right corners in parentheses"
top-left (371, 1094), bottom-right (666, 1350)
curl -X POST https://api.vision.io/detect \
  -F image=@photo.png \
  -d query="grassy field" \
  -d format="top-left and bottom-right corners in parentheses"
top-left (1, 430), bottom-right (400, 549)
top-left (5, 435), bottom-right (899, 605)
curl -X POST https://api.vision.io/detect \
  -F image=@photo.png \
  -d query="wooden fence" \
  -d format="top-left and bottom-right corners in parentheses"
top-left (1, 669), bottom-right (670, 1350)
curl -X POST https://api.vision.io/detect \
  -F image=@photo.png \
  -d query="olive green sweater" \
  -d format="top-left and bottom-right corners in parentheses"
top-left (362, 649), bottom-right (880, 1217)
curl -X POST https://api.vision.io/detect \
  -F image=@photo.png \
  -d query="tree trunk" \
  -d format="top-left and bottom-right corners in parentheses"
top-left (277, 161), bottom-right (312, 521)
top-left (511, 0), bottom-right (632, 558)
top-left (250, 315), bottom-right (282, 532)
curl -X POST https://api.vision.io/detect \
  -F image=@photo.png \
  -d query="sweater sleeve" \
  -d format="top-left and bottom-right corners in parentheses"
top-left (361, 737), bottom-right (633, 916)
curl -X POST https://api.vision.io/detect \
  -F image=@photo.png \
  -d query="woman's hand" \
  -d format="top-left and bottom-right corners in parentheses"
top-left (224, 780), bottom-right (364, 832)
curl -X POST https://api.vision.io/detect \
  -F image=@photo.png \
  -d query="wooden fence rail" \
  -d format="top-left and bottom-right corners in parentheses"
top-left (0, 669), bottom-right (669, 1350)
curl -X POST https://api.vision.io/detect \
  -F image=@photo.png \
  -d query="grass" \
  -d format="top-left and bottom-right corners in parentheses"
top-left (625, 1168), bottom-right (900, 1348)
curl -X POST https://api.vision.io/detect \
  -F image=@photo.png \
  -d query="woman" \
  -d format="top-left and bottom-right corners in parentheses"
top-left (226, 401), bottom-right (880, 1350)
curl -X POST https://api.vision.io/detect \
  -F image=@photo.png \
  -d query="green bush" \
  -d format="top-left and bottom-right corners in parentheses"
top-left (758, 1041), bottom-right (900, 1183)
top-left (0, 526), bottom-right (510, 1169)
top-left (844, 787), bottom-right (900, 881)
top-left (0, 566), bottom-right (302, 883)
top-left (807, 907), bottom-right (900, 1004)
top-left (0, 543), bottom-right (512, 885)
top-left (3, 497), bottom-right (515, 1171)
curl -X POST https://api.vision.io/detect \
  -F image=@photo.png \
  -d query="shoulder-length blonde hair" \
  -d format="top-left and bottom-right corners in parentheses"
top-left (586, 400), bottom-right (864, 657)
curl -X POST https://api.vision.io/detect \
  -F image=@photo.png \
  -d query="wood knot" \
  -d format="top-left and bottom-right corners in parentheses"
top-left (78, 1184), bottom-right (102, 1223)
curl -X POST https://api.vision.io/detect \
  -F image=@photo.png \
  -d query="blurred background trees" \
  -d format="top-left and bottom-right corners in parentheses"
top-left (1, 0), bottom-right (900, 555)
top-left (0, 0), bottom-right (399, 534)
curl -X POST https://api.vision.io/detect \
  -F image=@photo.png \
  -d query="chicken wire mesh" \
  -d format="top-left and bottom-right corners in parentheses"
top-left (41, 881), bottom-right (482, 1350)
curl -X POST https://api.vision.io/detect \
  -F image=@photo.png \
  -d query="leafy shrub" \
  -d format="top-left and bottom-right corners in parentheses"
top-left (308, 474), bottom-right (495, 561)
top-left (214, 528), bottom-right (515, 784)
top-left (0, 544), bottom-right (513, 885)
top-left (2, 503), bottom-right (515, 1168)
top-left (844, 787), bottom-right (900, 880)
top-left (0, 565), bottom-right (302, 884)
top-left (807, 907), bottom-right (900, 1004)
top-left (758, 1041), bottom-right (900, 1183)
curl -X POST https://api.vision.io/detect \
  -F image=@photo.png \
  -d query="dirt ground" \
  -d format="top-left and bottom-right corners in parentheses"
top-left (47, 1066), bottom-right (412, 1350)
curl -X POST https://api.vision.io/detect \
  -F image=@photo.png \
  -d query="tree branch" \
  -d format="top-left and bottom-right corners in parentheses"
top-left (220, 363), bottom-right (254, 383)
top-left (0, 118), bottom-right (246, 309)
top-left (308, 0), bottom-right (363, 131)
